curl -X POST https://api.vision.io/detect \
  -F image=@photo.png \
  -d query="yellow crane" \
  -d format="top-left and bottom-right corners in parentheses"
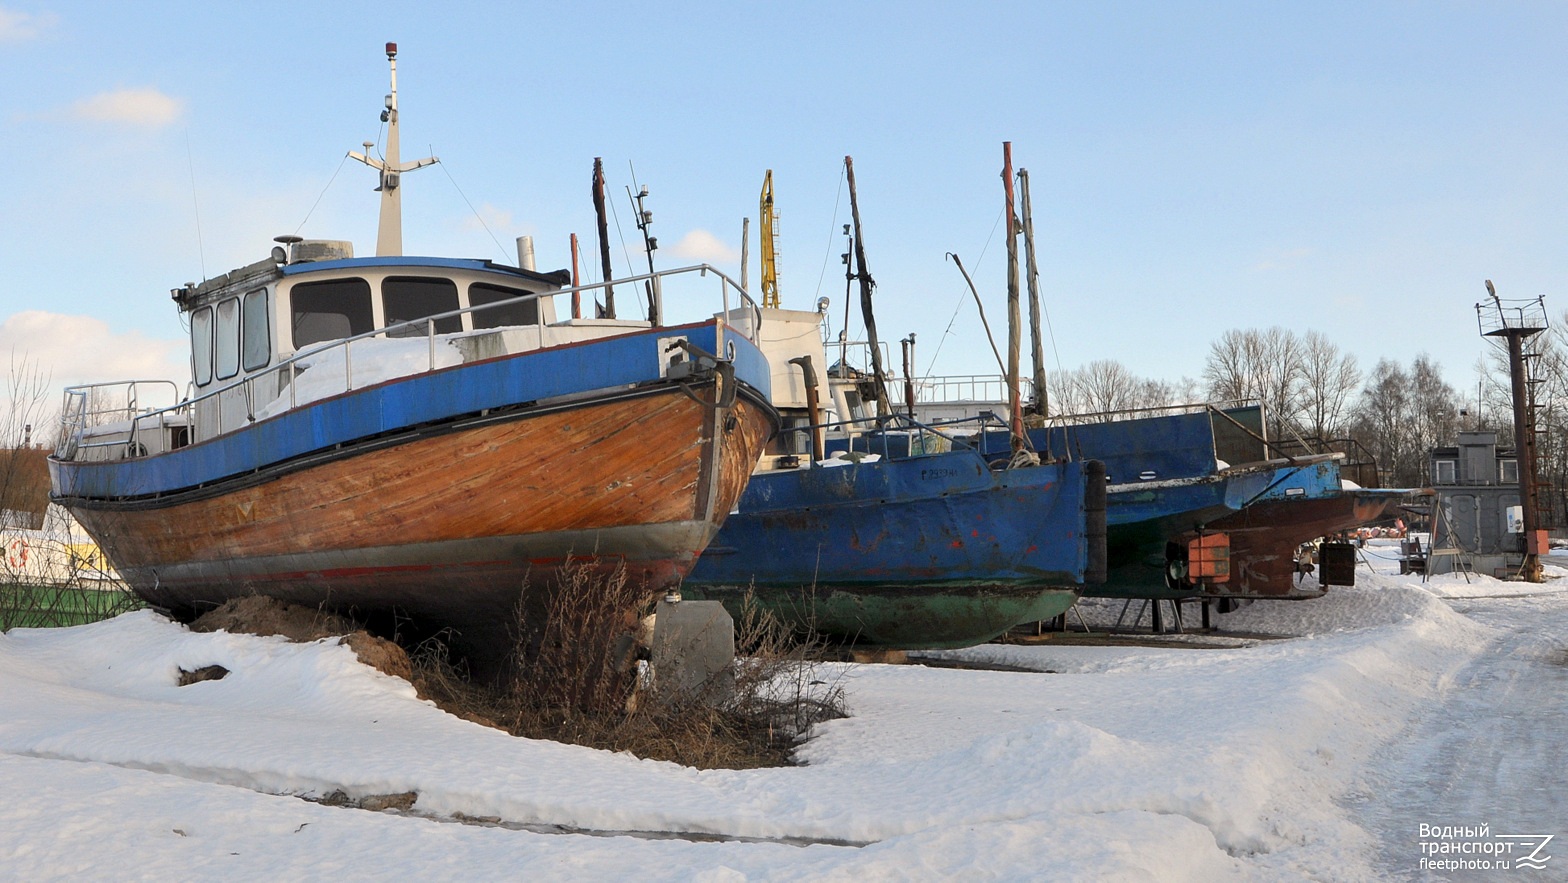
top-left (759, 170), bottom-right (780, 308)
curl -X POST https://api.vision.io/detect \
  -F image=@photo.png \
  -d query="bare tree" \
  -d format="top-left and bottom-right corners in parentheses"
top-left (1203, 327), bottom-right (1306, 439)
top-left (1297, 331), bottom-right (1361, 440)
top-left (1348, 354), bottom-right (1460, 487)
top-left (1349, 358), bottom-right (1413, 486)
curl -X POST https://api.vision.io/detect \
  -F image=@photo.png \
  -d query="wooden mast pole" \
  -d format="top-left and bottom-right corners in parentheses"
top-left (1019, 168), bottom-right (1049, 420)
top-left (592, 157), bottom-right (615, 318)
top-left (1002, 142), bottom-right (1023, 452)
top-left (569, 232), bottom-right (582, 319)
top-left (844, 156), bottom-right (892, 419)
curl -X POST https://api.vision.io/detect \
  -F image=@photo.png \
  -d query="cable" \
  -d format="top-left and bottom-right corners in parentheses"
top-left (294, 153), bottom-right (351, 237)
top-left (438, 157), bottom-right (509, 261)
top-left (812, 166), bottom-right (846, 302)
top-left (184, 129), bottom-right (206, 280)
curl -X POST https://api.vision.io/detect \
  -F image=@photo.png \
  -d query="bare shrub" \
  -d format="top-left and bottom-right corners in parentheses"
top-left (409, 562), bottom-right (849, 769)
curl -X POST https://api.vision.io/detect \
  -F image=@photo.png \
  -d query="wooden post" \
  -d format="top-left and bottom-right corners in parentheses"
top-left (1002, 142), bottom-right (1023, 453)
top-left (1018, 168), bottom-right (1049, 420)
top-left (569, 233), bottom-right (582, 319)
top-left (844, 156), bottom-right (892, 419)
top-left (592, 158), bottom-right (615, 319)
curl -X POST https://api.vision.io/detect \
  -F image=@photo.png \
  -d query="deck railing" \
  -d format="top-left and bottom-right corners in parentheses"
top-left (56, 264), bottom-right (760, 460)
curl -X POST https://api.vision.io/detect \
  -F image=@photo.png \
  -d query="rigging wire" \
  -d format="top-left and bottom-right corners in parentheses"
top-left (437, 154), bottom-right (510, 262)
top-left (812, 165), bottom-right (847, 304)
top-left (184, 129), bottom-right (207, 281)
top-left (294, 153), bottom-right (351, 237)
top-left (608, 177), bottom-right (635, 278)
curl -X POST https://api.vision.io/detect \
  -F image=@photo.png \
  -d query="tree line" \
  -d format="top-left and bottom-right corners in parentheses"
top-left (1046, 317), bottom-right (1568, 527)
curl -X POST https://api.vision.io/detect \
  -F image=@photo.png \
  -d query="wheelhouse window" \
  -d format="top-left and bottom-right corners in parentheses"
top-left (191, 306), bottom-right (213, 386)
top-left (241, 288), bottom-right (270, 372)
top-left (1434, 459), bottom-right (1456, 484)
top-left (291, 278), bottom-right (373, 348)
top-left (470, 283), bottom-right (540, 329)
top-left (1500, 459), bottom-right (1519, 484)
top-left (384, 276), bottom-right (461, 338)
top-left (215, 297), bottom-right (241, 380)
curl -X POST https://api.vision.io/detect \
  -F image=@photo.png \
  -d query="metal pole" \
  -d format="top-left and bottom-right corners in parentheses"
top-left (1506, 330), bottom-right (1543, 580)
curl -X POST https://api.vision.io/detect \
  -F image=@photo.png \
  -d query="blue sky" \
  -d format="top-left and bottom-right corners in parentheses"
top-left (3, 1), bottom-right (1566, 403)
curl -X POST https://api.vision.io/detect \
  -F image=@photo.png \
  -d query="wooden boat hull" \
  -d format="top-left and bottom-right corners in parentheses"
top-left (51, 321), bottom-right (777, 661)
top-left (684, 453), bottom-right (1095, 649)
top-left (61, 384), bottom-right (771, 613)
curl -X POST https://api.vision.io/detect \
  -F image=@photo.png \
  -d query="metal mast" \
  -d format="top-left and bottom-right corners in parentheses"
top-left (348, 43), bottom-right (439, 257)
top-left (1477, 280), bottom-right (1549, 582)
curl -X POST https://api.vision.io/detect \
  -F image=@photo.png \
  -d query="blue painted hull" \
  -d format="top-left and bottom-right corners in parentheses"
top-left (960, 413), bottom-right (1350, 599)
top-left (684, 450), bottom-right (1092, 648)
top-left (51, 320), bottom-right (769, 501)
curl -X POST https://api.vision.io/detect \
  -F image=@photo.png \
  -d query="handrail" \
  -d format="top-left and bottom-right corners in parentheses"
top-left (56, 264), bottom-right (760, 459)
top-left (771, 410), bottom-right (1016, 464)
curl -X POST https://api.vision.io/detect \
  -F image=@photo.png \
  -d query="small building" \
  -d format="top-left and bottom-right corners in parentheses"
top-left (1427, 431), bottom-right (1524, 576)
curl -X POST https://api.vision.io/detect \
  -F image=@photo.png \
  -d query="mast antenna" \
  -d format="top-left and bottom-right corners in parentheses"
top-left (348, 42), bottom-right (439, 256)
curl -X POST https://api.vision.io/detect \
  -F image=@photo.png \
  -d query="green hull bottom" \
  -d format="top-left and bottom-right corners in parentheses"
top-left (684, 583), bottom-right (1081, 650)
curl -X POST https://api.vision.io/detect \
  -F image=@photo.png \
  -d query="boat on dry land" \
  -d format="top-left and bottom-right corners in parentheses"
top-left (47, 45), bottom-right (777, 665)
top-left (684, 306), bottom-right (1104, 649)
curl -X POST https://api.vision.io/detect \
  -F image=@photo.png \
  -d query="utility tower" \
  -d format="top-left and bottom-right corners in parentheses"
top-left (1476, 281), bottom-right (1549, 581)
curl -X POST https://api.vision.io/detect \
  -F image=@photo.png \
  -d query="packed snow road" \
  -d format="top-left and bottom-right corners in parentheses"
top-left (0, 540), bottom-right (1560, 880)
top-left (1351, 585), bottom-right (1568, 880)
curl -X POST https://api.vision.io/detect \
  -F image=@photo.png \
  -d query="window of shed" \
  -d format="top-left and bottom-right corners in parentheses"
top-left (1500, 459), bottom-right (1519, 484)
top-left (291, 278), bottom-right (373, 348)
top-left (191, 306), bottom-right (213, 386)
top-left (470, 283), bottom-right (540, 329)
top-left (242, 288), bottom-right (270, 371)
top-left (384, 276), bottom-right (461, 337)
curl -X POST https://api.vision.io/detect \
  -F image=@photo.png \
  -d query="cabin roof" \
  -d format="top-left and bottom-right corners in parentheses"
top-left (279, 256), bottom-right (570, 288)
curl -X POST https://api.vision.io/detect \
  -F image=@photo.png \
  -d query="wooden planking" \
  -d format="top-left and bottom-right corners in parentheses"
top-left (74, 388), bottom-right (774, 575)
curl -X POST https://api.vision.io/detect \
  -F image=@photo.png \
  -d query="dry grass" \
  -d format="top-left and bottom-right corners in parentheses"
top-left (411, 560), bottom-right (847, 769)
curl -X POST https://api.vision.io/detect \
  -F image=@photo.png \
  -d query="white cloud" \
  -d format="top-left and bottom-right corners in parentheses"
top-left (0, 311), bottom-right (189, 390)
top-left (665, 229), bottom-right (739, 264)
top-left (460, 202), bottom-right (514, 234)
top-left (69, 88), bottom-right (185, 128)
top-left (1251, 246), bottom-right (1313, 272)
top-left (0, 7), bottom-right (56, 41)
top-left (0, 312), bottom-right (190, 445)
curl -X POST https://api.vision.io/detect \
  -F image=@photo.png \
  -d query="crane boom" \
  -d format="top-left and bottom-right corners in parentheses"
top-left (759, 170), bottom-right (780, 308)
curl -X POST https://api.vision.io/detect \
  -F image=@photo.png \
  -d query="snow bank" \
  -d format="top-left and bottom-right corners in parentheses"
top-left (0, 554), bottom-right (1527, 879)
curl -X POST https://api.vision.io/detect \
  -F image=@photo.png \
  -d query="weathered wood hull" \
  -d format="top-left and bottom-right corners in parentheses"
top-left (51, 319), bottom-right (777, 664)
top-left (62, 386), bottom-right (772, 628)
top-left (684, 453), bottom-right (1095, 649)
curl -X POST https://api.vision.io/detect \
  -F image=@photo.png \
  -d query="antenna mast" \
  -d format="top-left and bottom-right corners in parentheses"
top-left (348, 43), bottom-right (439, 257)
top-left (628, 170), bottom-right (660, 326)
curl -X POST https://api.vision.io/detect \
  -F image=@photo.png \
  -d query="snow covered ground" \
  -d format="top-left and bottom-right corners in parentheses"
top-left (1, 540), bottom-right (1563, 880)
